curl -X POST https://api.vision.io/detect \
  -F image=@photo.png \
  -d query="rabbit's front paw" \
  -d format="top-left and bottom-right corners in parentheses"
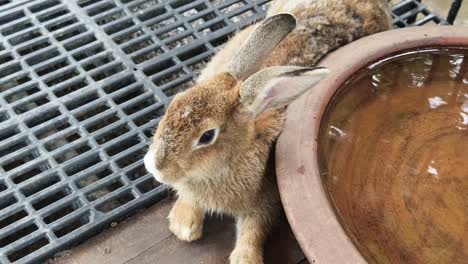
top-left (168, 200), bottom-right (204, 242)
top-left (229, 247), bottom-right (263, 264)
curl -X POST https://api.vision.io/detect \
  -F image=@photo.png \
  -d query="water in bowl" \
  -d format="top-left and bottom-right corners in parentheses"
top-left (319, 48), bottom-right (468, 264)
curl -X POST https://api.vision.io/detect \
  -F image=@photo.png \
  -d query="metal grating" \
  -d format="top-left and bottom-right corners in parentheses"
top-left (0, 0), bottom-right (447, 263)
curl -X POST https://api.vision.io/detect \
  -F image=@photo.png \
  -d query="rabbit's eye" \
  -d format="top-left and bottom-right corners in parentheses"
top-left (199, 129), bottom-right (215, 145)
top-left (194, 128), bottom-right (219, 148)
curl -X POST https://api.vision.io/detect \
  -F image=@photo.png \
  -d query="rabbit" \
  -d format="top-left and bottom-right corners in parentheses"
top-left (144, 0), bottom-right (392, 263)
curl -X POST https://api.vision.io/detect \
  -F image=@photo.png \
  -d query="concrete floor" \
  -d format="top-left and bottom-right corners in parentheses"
top-left (48, 198), bottom-right (308, 264)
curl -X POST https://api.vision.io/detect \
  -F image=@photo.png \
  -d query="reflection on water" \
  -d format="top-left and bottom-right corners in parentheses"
top-left (319, 48), bottom-right (468, 264)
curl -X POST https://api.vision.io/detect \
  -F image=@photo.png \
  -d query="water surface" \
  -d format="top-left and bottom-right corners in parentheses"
top-left (319, 48), bottom-right (468, 264)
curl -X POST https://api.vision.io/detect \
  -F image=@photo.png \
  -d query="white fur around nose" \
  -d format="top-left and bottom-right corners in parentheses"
top-left (144, 150), bottom-right (164, 183)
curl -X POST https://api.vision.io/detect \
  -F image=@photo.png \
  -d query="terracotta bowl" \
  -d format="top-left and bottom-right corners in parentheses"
top-left (276, 26), bottom-right (468, 263)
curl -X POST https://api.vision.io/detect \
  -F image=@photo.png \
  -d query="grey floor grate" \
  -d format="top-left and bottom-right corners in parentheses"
top-left (0, 0), bottom-right (447, 263)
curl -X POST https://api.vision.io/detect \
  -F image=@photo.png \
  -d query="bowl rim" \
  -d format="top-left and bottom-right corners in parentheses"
top-left (275, 25), bottom-right (468, 263)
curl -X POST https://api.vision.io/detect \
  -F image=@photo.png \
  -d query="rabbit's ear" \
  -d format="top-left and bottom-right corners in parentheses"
top-left (225, 13), bottom-right (296, 80)
top-left (240, 66), bottom-right (330, 116)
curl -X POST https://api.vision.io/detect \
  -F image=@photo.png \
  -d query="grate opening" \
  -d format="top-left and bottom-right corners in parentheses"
top-left (32, 187), bottom-right (71, 211)
top-left (95, 11), bottom-right (128, 26)
top-left (76, 166), bottom-right (113, 188)
top-left (26, 49), bottom-right (61, 66)
top-left (127, 0), bottom-right (162, 13)
top-left (82, 53), bottom-right (115, 71)
top-left (137, 7), bottom-right (167, 22)
top-left (96, 124), bottom-right (130, 144)
top-left (89, 3), bottom-right (118, 17)
top-left (0, 63), bottom-right (22, 79)
top-left (44, 68), bottom-right (80, 87)
top-left (75, 103), bottom-right (111, 122)
top-left (86, 179), bottom-right (124, 201)
top-left (37, 7), bottom-right (70, 23)
top-left (9, 29), bottom-right (43, 46)
top-left (2, 19), bottom-right (34, 36)
top-left (190, 12), bottom-right (217, 28)
top-left (64, 34), bottom-right (97, 51)
top-left (188, 58), bottom-right (209, 75)
top-left (96, 191), bottom-right (135, 213)
top-left (133, 105), bottom-right (165, 126)
top-left (157, 25), bottom-right (186, 41)
top-left (113, 85), bottom-right (146, 105)
top-left (0, 181), bottom-right (6, 192)
top-left (0, 223), bottom-right (39, 248)
top-left (148, 16), bottom-right (177, 32)
top-left (132, 46), bottom-right (163, 64)
top-left (85, 113), bottom-right (120, 133)
top-left (26, 108), bottom-right (62, 128)
top-left (47, 16), bottom-right (79, 32)
top-left (20, 174), bottom-right (61, 197)
top-left (200, 20), bottom-right (228, 35)
top-left (0, 74), bottom-right (32, 93)
top-left (44, 131), bottom-right (82, 151)
top-left (0, 10), bottom-right (25, 26)
top-left (209, 33), bottom-right (231, 47)
top-left (0, 209), bottom-right (28, 230)
top-left (17, 39), bottom-right (51, 56)
top-left (7, 236), bottom-right (49, 262)
top-left (4, 85), bottom-right (41, 103)
top-left (78, 0), bottom-right (104, 8)
top-left (29, 0), bottom-right (61, 13)
top-left (126, 164), bottom-right (147, 181)
top-left (55, 144), bottom-right (93, 164)
top-left (167, 34), bottom-right (196, 50)
top-left (102, 75), bottom-right (137, 94)
top-left (65, 92), bottom-right (99, 110)
top-left (113, 28), bottom-right (145, 45)
top-left (105, 134), bottom-right (140, 156)
top-left (34, 119), bottom-right (72, 140)
top-left (64, 153), bottom-right (101, 176)
top-left (164, 79), bottom-right (195, 97)
top-left (73, 43), bottom-right (105, 61)
top-left (115, 147), bottom-right (144, 168)
top-left (0, 0), bottom-right (12, 6)
top-left (43, 200), bottom-right (83, 224)
top-left (0, 194), bottom-right (17, 211)
top-left (0, 112), bottom-right (9, 123)
top-left (91, 63), bottom-right (125, 81)
top-left (0, 53), bottom-right (14, 65)
top-left (0, 126), bottom-right (20, 142)
top-left (123, 95), bottom-right (157, 115)
top-left (136, 177), bottom-right (159, 194)
top-left (122, 37), bottom-right (154, 54)
top-left (3, 151), bottom-right (41, 172)
top-left (154, 67), bottom-right (186, 86)
top-left (170, 0), bottom-right (195, 9)
top-left (53, 78), bottom-right (88, 97)
top-left (12, 162), bottom-right (51, 184)
top-left (55, 25), bottom-right (88, 42)
top-left (230, 9), bottom-right (255, 23)
top-left (14, 95), bottom-right (50, 114)
top-left (143, 127), bottom-right (154, 138)
top-left (54, 212), bottom-right (90, 238)
top-left (143, 58), bottom-right (175, 76)
top-left (0, 138), bottom-right (30, 158)
top-left (104, 19), bottom-right (135, 35)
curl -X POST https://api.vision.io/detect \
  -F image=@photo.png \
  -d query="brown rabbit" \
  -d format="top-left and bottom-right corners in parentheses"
top-left (144, 0), bottom-right (392, 263)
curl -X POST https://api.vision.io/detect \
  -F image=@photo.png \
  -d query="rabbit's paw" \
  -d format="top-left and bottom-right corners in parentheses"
top-left (168, 201), bottom-right (203, 242)
top-left (229, 247), bottom-right (263, 264)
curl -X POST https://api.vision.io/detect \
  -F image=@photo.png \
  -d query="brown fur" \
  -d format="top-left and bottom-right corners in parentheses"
top-left (145, 1), bottom-right (392, 263)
